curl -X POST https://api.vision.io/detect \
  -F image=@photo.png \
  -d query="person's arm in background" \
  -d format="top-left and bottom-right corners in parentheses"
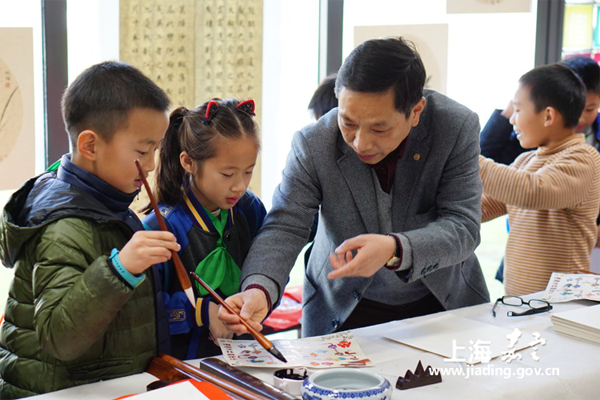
top-left (480, 102), bottom-right (527, 165)
top-left (479, 151), bottom-right (598, 210)
top-left (481, 193), bottom-right (508, 223)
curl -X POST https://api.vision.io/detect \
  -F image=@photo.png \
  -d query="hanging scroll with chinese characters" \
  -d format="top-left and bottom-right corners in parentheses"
top-left (120, 0), bottom-right (196, 106)
top-left (119, 0), bottom-right (263, 198)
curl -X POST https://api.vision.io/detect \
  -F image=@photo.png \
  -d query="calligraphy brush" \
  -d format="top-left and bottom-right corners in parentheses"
top-left (190, 271), bottom-right (288, 363)
top-left (134, 159), bottom-right (195, 308)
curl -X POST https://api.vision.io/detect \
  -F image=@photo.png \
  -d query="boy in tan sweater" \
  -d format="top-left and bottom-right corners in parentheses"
top-left (480, 63), bottom-right (600, 296)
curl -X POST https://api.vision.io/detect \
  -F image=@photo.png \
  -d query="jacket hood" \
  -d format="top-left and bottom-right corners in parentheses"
top-left (0, 172), bottom-right (117, 268)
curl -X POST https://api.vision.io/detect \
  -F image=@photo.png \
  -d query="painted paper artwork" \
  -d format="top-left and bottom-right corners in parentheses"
top-left (562, 4), bottom-right (594, 50)
top-left (542, 273), bottom-right (600, 303)
top-left (0, 28), bottom-right (34, 190)
top-left (218, 331), bottom-right (372, 368)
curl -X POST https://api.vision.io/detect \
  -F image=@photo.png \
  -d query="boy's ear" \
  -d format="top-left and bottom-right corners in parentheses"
top-left (180, 151), bottom-right (195, 174)
top-left (77, 130), bottom-right (100, 161)
top-left (543, 106), bottom-right (557, 127)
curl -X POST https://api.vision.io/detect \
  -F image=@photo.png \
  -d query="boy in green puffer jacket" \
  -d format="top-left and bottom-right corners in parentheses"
top-left (0, 61), bottom-right (180, 398)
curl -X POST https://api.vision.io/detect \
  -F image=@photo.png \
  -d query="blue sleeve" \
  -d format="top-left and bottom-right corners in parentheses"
top-left (142, 212), bottom-right (160, 231)
top-left (480, 109), bottom-right (527, 165)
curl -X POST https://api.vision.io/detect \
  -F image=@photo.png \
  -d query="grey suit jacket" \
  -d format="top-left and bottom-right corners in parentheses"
top-left (242, 90), bottom-right (489, 337)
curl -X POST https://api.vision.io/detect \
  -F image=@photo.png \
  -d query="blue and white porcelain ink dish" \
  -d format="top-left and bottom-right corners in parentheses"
top-left (301, 368), bottom-right (392, 400)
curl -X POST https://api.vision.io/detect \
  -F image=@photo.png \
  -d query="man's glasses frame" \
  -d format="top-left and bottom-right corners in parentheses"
top-left (492, 296), bottom-right (552, 317)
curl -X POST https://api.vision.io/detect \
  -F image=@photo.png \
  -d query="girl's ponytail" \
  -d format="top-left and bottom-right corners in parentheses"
top-left (153, 107), bottom-right (188, 207)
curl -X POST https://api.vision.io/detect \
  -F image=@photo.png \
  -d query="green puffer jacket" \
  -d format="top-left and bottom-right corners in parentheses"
top-left (0, 172), bottom-right (158, 399)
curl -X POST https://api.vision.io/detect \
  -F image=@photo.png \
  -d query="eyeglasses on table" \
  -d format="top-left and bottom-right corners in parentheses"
top-left (492, 295), bottom-right (552, 317)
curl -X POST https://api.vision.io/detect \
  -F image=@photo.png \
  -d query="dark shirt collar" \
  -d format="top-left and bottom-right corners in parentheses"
top-left (56, 154), bottom-right (142, 229)
top-left (369, 137), bottom-right (408, 194)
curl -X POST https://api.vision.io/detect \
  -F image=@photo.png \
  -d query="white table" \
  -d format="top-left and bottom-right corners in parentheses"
top-left (30, 295), bottom-right (599, 400)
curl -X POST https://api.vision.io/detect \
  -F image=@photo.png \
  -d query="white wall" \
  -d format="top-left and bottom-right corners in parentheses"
top-left (67, 0), bottom-right (120, 84)
top-left (260, 0), bottom-right (320, 210)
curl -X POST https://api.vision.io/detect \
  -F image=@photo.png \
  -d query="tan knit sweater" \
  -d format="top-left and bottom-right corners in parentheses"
top-left (480, 134), bottom-right (600, 296)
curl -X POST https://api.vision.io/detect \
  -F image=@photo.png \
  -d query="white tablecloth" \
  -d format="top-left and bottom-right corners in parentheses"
top-left (29, 294), bottom-right (599, 400)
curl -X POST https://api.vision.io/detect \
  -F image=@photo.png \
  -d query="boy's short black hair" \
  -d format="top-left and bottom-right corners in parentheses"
top-left (335, 36), bottom-right (426, 117)
top-left (519, 63), bottom-right (586, 129)
top-left (561, 56), bottom-right (600, 96)
top-left (61, 61), bottom-right (170, 148)
top-left (308, 74), bottom-right (338, 120)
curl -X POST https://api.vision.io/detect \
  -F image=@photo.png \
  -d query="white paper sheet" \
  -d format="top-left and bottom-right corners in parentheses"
top-left (125, 380), bottom-right (209, 399)
top-left (384, 314), bottom-right (532, 364)
top-left (551, 304), bottom-right (600, 343)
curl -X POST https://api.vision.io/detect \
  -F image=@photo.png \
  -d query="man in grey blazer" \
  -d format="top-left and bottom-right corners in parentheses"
top-left (221, 36), bottom-right (489, 337)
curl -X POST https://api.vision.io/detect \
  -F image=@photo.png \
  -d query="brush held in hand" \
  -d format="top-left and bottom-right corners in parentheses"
top-left (190, 271), bottom-right (287, 363)
top-left (134, 159), bottom-right (195, 308)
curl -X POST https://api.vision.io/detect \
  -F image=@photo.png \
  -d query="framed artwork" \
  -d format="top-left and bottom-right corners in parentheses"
top-left (0, 28), bottom-right (34, 190)
top-left (563, 3), bottom-right (594, 50)
top-left (446, 0), bottom-right (531, 14)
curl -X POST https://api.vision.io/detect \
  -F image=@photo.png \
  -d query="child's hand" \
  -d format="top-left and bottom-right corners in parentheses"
top-left (208, 302), bottom-right (233, 344)
top-left (119, 231), bottom-right (180, 275)
top-left (501, 100), bottom-right (514, 119)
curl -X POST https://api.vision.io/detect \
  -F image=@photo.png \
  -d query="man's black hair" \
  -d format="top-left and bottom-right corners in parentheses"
top-left (335, 36), bottom-right (426, 116)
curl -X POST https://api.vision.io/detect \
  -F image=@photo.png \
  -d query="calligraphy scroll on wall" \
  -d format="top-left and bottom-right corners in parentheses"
top-left (120, 0), bottom-right (263, 199)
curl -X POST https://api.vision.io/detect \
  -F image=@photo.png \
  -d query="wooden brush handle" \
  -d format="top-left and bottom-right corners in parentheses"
top-left (191, 272), bottom-right (273, 349)
top-left (147, 354), bottom-right (264, 400)
top-left (200, 357), bottom-right (298, 400)
top-left (134, 160), bottom-right (193, 292)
